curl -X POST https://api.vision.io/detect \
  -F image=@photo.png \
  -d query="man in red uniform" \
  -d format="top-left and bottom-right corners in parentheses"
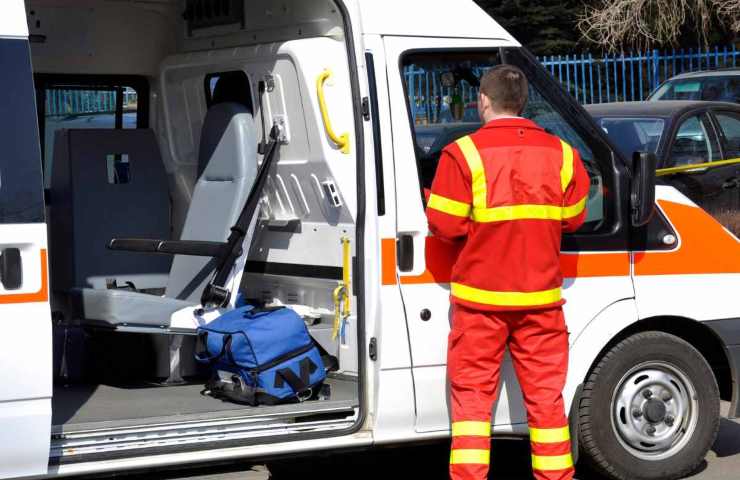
top-left (426, 65), bottom-right (590, 480)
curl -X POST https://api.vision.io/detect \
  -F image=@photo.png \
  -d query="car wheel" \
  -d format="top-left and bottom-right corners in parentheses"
top-left (577, 331), bottom-right (719, 480)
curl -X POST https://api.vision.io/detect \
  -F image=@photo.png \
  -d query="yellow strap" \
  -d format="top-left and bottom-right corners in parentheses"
top-left (428, 193), bottom-right (472, 218)
top-left (317, 69), bottom-right (350, 154)
top-left (562, 196), bottom-right (587, 219)
top-left (331, 285), bottom-right (345, 341)
top-left (560, 140), bottom-right (574, 192)
top-left (472, 204), bottom-right (563, 223)
top-left (451, 283), bottom-right (562, 307)
top-left (450, 449), bottom-right (490, 465)
top-left (452, 421), bottom-right (491, 437)
top-left (529, 426), bottom-right (571, 444)
top-left (341, 237), bottom-right (351, 317)
top-left (531, 453), bottom-right (574, 471)
top-left (455, 136), bottom-right (487, 209)
top-left (656, 157), bottom-right (740, 177)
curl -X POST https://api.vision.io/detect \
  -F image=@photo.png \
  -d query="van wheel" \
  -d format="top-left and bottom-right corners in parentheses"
top-left (577, 331), bottom-right (719, 480)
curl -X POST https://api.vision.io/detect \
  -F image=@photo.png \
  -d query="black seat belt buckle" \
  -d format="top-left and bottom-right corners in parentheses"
top-left (202, 283), bottom-right (231, 308)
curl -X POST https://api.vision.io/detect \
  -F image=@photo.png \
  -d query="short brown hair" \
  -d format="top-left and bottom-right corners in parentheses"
top-left (480, 65), bottom-right (529, 114)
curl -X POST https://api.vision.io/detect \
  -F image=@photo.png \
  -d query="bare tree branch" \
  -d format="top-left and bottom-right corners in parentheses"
top-left (578, 0), bottom-right (739, 51)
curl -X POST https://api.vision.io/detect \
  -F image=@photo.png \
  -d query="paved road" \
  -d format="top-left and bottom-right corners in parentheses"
top-left (89, 404), bottom-right (740, 480)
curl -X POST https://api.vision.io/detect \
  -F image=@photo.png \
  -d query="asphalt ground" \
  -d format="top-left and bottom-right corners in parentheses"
top-left (84, 402), bottom-right (740, 480)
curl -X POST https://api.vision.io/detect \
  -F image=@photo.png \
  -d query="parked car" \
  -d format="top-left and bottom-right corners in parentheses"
top-left (585, 100), bottom-right (740, 234)
top-left (649, 69), bottom-right (740, 103)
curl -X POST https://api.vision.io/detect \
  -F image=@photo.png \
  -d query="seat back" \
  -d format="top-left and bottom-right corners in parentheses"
top-left (50, 128), bottom-right (172, 291)
top-left (164, 100), bottom-right (258, 302)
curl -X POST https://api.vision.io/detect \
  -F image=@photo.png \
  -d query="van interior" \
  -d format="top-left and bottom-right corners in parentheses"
top-left (29, 0), bottom-right (361, 450)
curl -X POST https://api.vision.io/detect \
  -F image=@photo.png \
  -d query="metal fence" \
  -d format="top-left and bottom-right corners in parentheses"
top-left (45, 88), bottom-right (138, 117)
top-left (540, 46), bottom-right (740, 105)
top-left (405, 45), bottom-right (740, 122)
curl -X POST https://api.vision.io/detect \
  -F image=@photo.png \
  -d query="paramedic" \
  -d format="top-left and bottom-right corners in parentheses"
top-left (426, 65), bottom-right (590, 480)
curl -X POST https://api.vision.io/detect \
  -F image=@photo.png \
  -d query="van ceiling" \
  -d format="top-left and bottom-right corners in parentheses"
top-left (27, 1), bottom-right (345, 76)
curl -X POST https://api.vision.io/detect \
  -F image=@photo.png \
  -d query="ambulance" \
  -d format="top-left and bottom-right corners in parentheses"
top-left (0, 1), bottom-right (738, 479)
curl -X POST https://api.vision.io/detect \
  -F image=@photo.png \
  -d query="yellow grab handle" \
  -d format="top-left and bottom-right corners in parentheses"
top-left (317, 69), bottom-right (350, 154)
top-left (656, 157), bottom-right (740, 177)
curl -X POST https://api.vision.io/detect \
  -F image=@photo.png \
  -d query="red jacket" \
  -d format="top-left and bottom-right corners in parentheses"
top-left (426, 118), bottom-right (590, 311)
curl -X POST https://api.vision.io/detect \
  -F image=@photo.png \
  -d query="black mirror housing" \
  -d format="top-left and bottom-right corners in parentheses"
top-left (631, 152), bottom-right (658, 228)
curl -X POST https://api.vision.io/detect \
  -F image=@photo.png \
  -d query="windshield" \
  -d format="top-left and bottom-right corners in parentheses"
top-left (597, 117), bottom-right (665, 159)
top-left (650, 76), bottom-right (740, 102)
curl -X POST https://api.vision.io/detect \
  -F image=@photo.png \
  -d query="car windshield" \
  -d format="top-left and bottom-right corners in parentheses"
top-left (597, 117), bottom-right (665, 159)
top-left (650, 76), bottom-right (740, 102)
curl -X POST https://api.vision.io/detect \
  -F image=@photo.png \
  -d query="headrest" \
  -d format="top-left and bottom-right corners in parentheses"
top-left (211, 72), bottom-right (252, 111)
top-left (198, 102), bottom-right (257, 180)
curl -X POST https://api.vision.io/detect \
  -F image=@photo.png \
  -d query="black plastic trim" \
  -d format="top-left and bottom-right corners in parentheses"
top-left (365, 52), bottom-right (386, 216)
top-left (705, 318), bottom-right (740, 419)
top-left (244, 261), bottom-right (343, 280)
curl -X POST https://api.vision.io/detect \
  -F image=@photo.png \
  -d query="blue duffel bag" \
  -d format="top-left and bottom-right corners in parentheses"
top-left (194, 305), bottom-right (327, 406)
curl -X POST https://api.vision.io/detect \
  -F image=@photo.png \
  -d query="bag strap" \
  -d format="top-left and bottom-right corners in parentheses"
top-left (274, 357), bottom-right (318, 393)
top-left (194, 332), bottom-right (233, 364)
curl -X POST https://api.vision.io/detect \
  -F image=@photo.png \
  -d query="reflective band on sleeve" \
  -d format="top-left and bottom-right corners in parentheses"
top-left (529, 426), bottom-right (571, 444)
top-left (451, 283), bottom-right (562, 307)
top-left (455, 136), bottom-right (487, 209)
top-left (450, 449), bottom-right (491, 465)
top-left (452, 421), bottom-right (491, 437)
top-left (472, 204), bottom-right (563, 223)
top-left (562, 196), bottom-right (587, 219)
top-left (427, 193), bottom-right (472, 218)
top-left (531, 453), bottom-right (574, 471)
top-left (560, 140), bottom-right (574, 193)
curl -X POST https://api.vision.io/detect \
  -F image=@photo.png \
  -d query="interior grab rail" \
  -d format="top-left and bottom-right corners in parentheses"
top-left (317, 69), bottom-right (350, 154)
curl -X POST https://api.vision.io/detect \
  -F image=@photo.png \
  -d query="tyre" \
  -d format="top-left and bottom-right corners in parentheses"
top-left (578, 331), bottom-right (719, 480)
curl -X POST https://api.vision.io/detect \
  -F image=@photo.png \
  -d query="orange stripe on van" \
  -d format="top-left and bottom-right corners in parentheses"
top-left (0, 249), bottom-right (49, 304)
top-left (380, 237), bottom-right (628, 286)
top-left (634, 200), bottom-right (740, 276)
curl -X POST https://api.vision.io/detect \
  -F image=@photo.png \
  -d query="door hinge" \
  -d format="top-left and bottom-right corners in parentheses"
top-left (361, 97), bottom-right (371, 121)
top-left (369, 337), bottom-right (377, 361)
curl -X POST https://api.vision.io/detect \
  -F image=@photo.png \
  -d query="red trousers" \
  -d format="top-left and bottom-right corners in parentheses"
top-left (448, 304), bottom-right (574, 480)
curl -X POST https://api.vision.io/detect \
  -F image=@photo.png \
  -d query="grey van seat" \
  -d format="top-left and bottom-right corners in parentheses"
top-left (72, 101), bottom-right (258, 329)
top-left (50, 129), bottom-right (172, 292)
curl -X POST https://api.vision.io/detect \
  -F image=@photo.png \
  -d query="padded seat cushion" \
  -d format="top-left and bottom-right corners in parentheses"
top-left (71, 288), bottom-right (193, 329)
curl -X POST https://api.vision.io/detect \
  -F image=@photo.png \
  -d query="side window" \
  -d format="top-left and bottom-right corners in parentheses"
top-left (0, 39), bottom-right (44, 224)
top-left (35, 76), bottom-right (148, 188)
top-left (669, 115), bottom-right (719, 167)
top-left (401, 51), bottom-right (606, 232)
top-left (713, 111), bottom-right (740, 158)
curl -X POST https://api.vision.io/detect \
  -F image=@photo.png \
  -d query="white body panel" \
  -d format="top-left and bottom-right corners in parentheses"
top-left (0, 0), bottom-right (27, 38)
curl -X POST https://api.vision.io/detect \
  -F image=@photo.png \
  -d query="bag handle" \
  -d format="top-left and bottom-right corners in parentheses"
top-left (194, 332), bottom-right (233, 364)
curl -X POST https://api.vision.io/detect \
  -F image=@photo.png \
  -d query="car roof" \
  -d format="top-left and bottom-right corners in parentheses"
top-left (666, 68), bottom-right (740, 80)
top-left (583, 100), bottom-right (739, 118)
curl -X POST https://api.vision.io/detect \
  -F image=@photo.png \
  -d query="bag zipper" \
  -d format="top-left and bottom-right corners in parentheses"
top-left (254, 343), bottom-right (315, 374)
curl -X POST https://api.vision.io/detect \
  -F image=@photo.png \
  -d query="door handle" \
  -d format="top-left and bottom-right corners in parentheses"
top-left (0, 248), bottom-right (22, 290)
top-left (397, 234), bottom-right (414, 272)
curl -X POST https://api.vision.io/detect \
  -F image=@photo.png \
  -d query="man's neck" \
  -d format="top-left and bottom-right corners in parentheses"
top-left (483, 112), bottom-right (521, 123)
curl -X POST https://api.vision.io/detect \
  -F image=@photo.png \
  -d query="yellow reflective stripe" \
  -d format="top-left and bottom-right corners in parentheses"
top-left (455, 136), bottom-right (487, 209)
top-left (451, 283), bottom-right (562, 307)
top-left (450, 449), bottom-right (490, 465)
top-left (531, 453), bottom-right (574, 471)
top-left (529, 426), bottom-right (571, 444)
top-left (427, 193), bottom-right (472, 218)
top-left (560, 140), bottom-right (574, 193)
top-left (562, 196), bottom-right (587, 219)
top-left (472, 204), bottom-right (563, 223)
top-left (452, 421), bottom-right (490, 437)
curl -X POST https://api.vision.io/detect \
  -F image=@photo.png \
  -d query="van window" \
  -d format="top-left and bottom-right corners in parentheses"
top-left (402, 51), bottom-right (607, 231)
top-left (0, 40), bottom-right (45, 224)
top-left (35, 75), bottom-right (148, 188)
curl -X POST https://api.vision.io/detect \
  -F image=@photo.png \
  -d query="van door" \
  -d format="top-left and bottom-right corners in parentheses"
top-left (384, 38), bottom-right (633, 433)
top-left (0, 8), bottom-right (53, 478)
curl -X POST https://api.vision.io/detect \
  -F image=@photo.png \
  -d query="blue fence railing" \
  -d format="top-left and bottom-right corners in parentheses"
top-left (45, 88), bottom-right (138, 117)
top-left (405, 45), bottom-right (740, 124)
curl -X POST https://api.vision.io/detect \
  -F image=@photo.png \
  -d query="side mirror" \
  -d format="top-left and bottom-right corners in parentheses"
top-left (631, 152), bottom-right (657, 227)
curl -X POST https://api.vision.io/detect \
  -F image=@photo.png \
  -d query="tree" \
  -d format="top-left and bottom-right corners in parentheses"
top-left (476, 0), bottom-right (586, 55)
top-left (579, 0), bottom-right (740, 51)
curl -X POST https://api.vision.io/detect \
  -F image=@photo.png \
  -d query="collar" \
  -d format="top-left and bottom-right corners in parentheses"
top-left (481, 117), bottom-right (544, 131)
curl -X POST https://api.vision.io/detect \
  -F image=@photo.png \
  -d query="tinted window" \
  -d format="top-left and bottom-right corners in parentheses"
top-left (669, 115), bottom-right (719, 166)
top-left (0, 39), bottom-right (44, 224)
top-left (714, 111), bottom-right (740, 158)
top-left (651, 76), bottom-right (740, 103)
top-left (37, 77), bottom-right (147, 189)
top-left (402, 51), bottom-right (606, 231)
top-left (598, 118), bottom-right (665, 159)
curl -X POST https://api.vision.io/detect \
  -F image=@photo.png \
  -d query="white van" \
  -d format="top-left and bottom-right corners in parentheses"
top-left (1, 1), bottom-right (739, 479)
